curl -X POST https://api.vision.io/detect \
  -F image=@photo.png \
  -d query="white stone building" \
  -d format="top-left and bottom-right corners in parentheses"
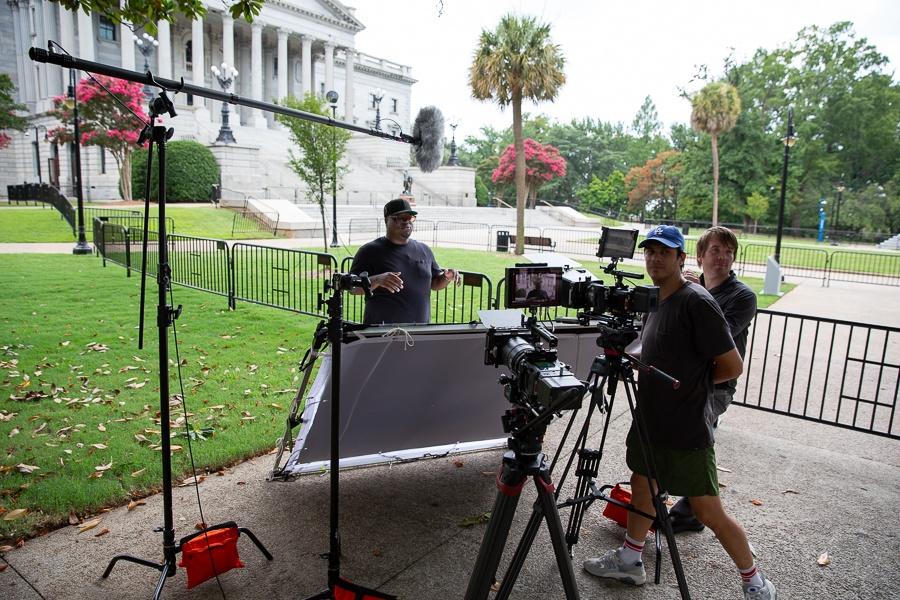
top-left (0, 0), bottom-right (474, 206)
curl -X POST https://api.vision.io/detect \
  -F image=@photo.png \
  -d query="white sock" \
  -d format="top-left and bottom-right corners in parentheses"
top-left (620, 534), bottom-right (644, 564)
top-left (740, 564), bottom-right (765, 588)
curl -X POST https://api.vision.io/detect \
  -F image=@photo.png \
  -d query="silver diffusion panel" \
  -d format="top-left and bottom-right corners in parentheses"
top-left (282, 323), bottom-right (599, 475)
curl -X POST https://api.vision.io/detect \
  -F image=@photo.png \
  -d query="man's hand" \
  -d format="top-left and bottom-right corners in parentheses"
top-left (431, 268), bottom-right (461, 291)
top-left (683, 269), bottom-right (701, 284)
top-left (443, 269), bottom-right (461, 285)
top-left (370, 272), bottom-right (404, 293)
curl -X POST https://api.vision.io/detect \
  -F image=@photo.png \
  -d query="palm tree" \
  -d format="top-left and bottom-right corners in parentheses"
top-left (690, 81), bottom-right (741, 226)
top-left (470, 14), bottom-right (565, 254)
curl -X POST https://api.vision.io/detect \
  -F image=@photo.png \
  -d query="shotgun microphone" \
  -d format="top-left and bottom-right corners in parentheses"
top-left (412, 106), bottom-right (445, 173)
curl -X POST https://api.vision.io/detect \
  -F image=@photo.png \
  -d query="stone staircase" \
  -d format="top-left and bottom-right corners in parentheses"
top-left (877, 233), bottom-right (900, 250)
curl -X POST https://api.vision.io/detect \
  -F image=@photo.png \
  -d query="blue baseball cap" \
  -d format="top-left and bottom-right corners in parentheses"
top-left (638, 225), bottom-right (685, 251)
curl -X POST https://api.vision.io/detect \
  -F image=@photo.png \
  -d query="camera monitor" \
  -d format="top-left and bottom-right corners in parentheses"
top-left (505, 265), bottom-right (564, 309)
top-left (597, 227), bottom-right (638, 260)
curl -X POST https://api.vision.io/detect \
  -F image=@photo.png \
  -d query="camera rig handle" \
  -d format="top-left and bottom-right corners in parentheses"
top-left (624, 352), bottom-right (680, 390)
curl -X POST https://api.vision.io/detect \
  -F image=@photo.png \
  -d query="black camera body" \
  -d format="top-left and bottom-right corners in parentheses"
top-left (484, 323), bottom-right (585, 419)
top-left (504, 227), bottom-right (659, 322)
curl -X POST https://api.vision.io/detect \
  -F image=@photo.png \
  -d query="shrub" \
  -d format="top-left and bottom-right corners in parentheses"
top-left (132, 140), bottom-right (220, 202)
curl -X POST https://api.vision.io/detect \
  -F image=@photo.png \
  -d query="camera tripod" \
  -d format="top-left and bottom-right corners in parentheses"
top-left (464, 403), bottom-right (580, 600)
top-left (557, 322), bottom-right (692, 599)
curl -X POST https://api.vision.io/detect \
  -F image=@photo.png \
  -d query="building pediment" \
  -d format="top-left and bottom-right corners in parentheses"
top-left (268, 0), bottom-right (365, 33)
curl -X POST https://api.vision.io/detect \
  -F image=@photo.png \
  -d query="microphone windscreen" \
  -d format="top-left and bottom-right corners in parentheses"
top-left (412, 106), bottom-right (445, 173)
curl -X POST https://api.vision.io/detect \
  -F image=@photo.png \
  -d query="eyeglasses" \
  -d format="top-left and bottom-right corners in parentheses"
top-left (389, 215), bottom-right (416, 224)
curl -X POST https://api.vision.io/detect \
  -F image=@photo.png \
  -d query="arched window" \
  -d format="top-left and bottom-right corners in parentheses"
top-left (185, 40), bottom-right (193, 70)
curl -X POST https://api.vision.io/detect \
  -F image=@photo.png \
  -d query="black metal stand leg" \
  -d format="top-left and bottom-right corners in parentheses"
top-left (533, 472), bottom-right (580, 600)
top-left (102, 554), bottom-right (164, 578)
top-left (238, 527), bottom-right (274, 561)
top-left (464, 454), bottom-right (526, 600)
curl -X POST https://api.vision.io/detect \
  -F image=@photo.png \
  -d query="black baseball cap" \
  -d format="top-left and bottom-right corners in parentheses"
top-left (384, 198), bottom-right (418, 218)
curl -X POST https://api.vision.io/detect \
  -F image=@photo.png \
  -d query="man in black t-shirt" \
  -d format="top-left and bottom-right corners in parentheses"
top-left (350, 199), bottom-right (459, 325)
top-left (670, 226), bottom-right (758, 534)
top-left (583, 225), bottom-right (776, 600)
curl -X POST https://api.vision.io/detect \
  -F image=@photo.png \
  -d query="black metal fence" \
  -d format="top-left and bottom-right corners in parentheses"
top-left (737, 309), bottom-right (899, 440)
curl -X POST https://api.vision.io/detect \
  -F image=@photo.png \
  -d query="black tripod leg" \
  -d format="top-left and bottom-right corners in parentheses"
top-left (102, 554), bottom-right (164, 578)
top-left (152, 559), bottom-right (173, 600)
top-left (464, 457), bottom-right (527, 600)
top-left (534, 473), bottom-right (580, 600)
top-left (493, 504), bottom-right (543, 600)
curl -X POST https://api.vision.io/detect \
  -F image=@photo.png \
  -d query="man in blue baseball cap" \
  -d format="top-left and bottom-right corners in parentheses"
top-left (584, 225), bottom-right (776, 599)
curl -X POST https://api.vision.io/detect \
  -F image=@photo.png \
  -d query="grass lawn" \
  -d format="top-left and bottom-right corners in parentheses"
top-left (0, 254), bottom-right (319, 543)
top-left (0, 205), bottom-right (266, 243)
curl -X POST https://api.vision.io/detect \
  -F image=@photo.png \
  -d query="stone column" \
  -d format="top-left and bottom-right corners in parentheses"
top-left (324, 42), bottom-right (335, 95)
top-left (119, 16), bottom-right (135, 71)
top-left (251, 22), bottom-right (265, 127)
top-left (222, 14), bottom-right (234, 69)
top-left (76, 9), bottom-right (94, 64)
top-left (343, 48), bottom-right (355, 121)
top-left (191, 17), bottom-right (208, 119)
top-left (300, 35), bottom-right (312, 97)
top-left (157, 20), bottom-right (171, 78)
top-left (58, 7), bottom-right (75, 90)
top-left (277, 28), bottom-right (288, 102)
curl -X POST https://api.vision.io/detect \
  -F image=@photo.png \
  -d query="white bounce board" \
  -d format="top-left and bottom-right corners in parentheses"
top-left (281, 322), bottom-right (602, 476)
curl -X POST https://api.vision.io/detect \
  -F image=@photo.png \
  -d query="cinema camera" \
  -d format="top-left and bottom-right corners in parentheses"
top-left (505, 227), bottom-right (658, 323)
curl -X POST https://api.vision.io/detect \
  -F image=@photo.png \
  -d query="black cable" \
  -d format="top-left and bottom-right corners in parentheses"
top-left (168, 285), bottom-right (228, 599)
top-left (0, 553), bottom-right (47, 599)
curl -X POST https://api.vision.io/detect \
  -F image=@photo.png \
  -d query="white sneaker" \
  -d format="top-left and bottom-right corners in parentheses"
top-left (583, 548), bottom-right (646, 586)
top-left (743, 577), bottom-right (777, 600)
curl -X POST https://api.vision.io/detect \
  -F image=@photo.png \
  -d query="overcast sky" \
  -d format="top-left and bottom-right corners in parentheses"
top-left (352, 0), bottom-right (900, 142)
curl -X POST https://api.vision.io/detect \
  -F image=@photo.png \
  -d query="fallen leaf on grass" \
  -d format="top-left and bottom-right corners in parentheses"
top-left (817, 552), bottom-right (830, 566)
top-left (95, 462), bottom-right (113, 472)
top-left (131, 468), bottom-right (146, 477)
top-left (3, 509), bottom-right (28, 521)
top-left (16, 464), bottom-right (39, 474)
top-left (91, 443), bottom-right (108, 450)
top-left (95, 528), bottom-right (110, 537)
top-left (97, 423), bottom-right (106, 432)
top-left (118, 365), bottom-right (139, 373)
top-left (179, 475), bottom-right (206, 487)
top-left (127, 500), bottom-right (146, 511)
top-left (33, 422), bottom-right (47, 435)
top-left (125, 381), bottom-right (146, 390)
top-left (78, 517), bottom-right (102, 533)
top-left (85, 343), bottom-right (109, 353)
top-left (89, 471), bottom-right (104, 479)
top-left (9, 428), bottom-right (20, 438)
top-left (750, 499), bottom-right (763, 506)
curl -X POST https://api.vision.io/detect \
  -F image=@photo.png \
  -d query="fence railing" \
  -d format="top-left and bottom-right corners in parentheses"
top-left (737, 309), bottom-right (899, 440)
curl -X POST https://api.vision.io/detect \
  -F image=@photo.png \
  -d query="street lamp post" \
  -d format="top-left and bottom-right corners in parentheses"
top-left (834, 184), bottom-right (845, 235)
top-left (372, 89), bottom-right (384, 131)
top-left (69, 69), bottom-right (91, 255)
top-left (447, 119), bottom-right (460, 166)
top-left (326, 90), bottom-right (339, 247)
top-left (133, 32), bottom-right (159, 103)
top-left (773, 106), bottom-right (796, 265)
top-left (211, 63), bottom-right (238, 144)
top-left (763, 106), bottom-right (797, 295)
top-left (33, 125), bottom-right (48, 184)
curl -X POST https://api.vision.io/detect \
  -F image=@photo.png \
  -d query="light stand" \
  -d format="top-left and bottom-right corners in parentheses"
top-left (764, 106), bottom-right (796, 295)
top-left (102, 89), bottom-right (271, 599)
top-left (326, 90), bottom-right (339, 247)
top-left (133, 32), bottom-right (158, 103)
top-left (302, 274), bottom-right (396, 600)
top-left (69, 68), bottom-right (91, 255)
top-left (211, 62), bottom-right (238, 144)
top-left (448, 120), bottom-right (460, 166)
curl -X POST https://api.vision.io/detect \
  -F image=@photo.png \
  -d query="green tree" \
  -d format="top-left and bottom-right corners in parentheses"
top-left (275, 94), bottom-right (351, 251)
top-left (0, 73), bottom-right (28, 149)
top-left (57, 0), bottom-right (262, 34)
top-left (470, 14), bottom-right (565, 254)
top-left (577, 171), bottom-right (627, 215)
top-left (744, 191), bottom-right (769, 233)
top-left (690, 81), bottom-right (741, 226)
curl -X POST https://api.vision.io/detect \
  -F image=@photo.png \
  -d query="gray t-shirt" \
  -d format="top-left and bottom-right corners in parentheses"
top-left (350, 237), bottom-right (441, 325)
top-left (635, 281), bottom-right (735, 449)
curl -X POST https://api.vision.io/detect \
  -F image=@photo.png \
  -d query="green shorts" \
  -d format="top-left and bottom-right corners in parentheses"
top-left (625, 427), bottom-right (719, 497)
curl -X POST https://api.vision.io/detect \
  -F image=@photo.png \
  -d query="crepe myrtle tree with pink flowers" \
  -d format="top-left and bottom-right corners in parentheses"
top-left (492, 138), bottom-right (567, 209)
top-left (48, 75), bottom-right (148, 201)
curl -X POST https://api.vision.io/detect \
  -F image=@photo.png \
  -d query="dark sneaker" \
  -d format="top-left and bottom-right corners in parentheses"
top-left (583, 548), bottom-right (646, 586)
top-left (743, 577), bottom-right (777, 600)
top-left (670, 514), bottom-right (705, 534)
